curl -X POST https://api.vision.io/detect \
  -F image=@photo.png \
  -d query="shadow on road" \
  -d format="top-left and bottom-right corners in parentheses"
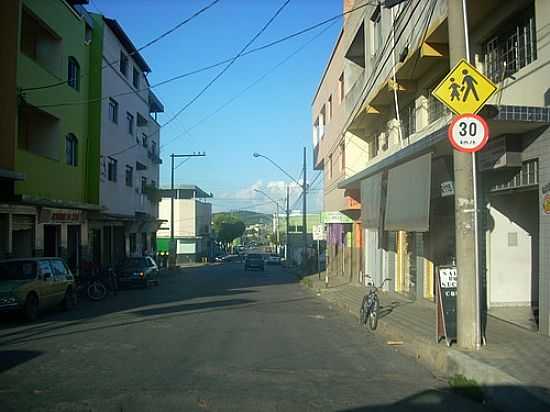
top-left (0, 350), bottom-right (43, 373)
top-left (338, 385), bottom-right (550, 412)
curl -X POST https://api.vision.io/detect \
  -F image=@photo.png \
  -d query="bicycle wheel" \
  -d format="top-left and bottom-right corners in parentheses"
top-left (87, 281), bottom-right (107, 301)
top-left (359, 295), bottom-right (368, 326)
top-left (368, 295), bottom-right (380, 331)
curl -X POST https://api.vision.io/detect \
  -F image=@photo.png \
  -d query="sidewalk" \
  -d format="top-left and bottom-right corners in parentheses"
top-left (301, 273), bottom-right (550, 411)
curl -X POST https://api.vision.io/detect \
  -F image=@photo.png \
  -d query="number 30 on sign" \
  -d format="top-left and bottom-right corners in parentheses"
top-left (448, 114), bottom-right (490, 153)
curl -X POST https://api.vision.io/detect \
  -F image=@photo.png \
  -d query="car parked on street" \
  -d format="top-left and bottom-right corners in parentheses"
top-left (116, 256), bottom-right (159, 288)
top-left (266, 254), bottom-right (282, 265)
top-left (244, 253), bottom-right (265, 271)
top-left (0, 258), bottom-right (78, 321)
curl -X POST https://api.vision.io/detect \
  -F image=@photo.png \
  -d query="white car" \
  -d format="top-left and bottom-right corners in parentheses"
top-left (266, 254), bottom-right (282, 265)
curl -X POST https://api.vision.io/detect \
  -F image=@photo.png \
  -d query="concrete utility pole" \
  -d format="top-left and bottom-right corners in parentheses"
top-left (302, 147), bottom-right (307, 270)
top-left (286, 185), bottom-right (290, 262)
top-left (448, 0), bottom-right (480, 350)
top-left (169, 152), bottom-right (206, 267)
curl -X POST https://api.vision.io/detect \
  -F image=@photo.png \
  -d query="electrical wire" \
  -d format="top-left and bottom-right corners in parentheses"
top-left (22, 0), bottom-right (223, 92)
top-left (159, 0), bottom-right (292, 129)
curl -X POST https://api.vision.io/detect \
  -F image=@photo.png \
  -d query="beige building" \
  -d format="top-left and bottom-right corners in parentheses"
top-left (157, 185), bottom-right (213, 263)
top-left (312, 0), bottom-right (550, 335)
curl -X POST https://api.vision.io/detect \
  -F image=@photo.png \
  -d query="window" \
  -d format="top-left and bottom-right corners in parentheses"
top-left (50, 259), bottom-right (68, 278)
top-left (107, 157), bottom-right (117, 182)
top-left (399, 101), bottom-right (416, 139)
top-left (370, 5), bottom-right (383, 56)
top-left (21, 9), bottom-right (62, 75)
top-left (319, 108), bottom-right (326, 139)
top-left (151, 141), bottom-right (157, 157)
top-left (108, 98), bottom-right (118, 123)
top-left (484, 5), bottom-right (537, 82)
top-left (151, 180), bottom-right (156, 188)
top-left (142, 133), bottom-right (148, 148)
top-left (125, 165), bottom-right (133, 187)
top-left (338, 73), bottom-right (345, 103)
top-left (327, 95), bottom-right (332, 122)
top-left (329, 154), bottom-right (333, 179)
top-left (141, 176), bottom-right (147, 194)
top-left (65, 133), bottom-right (78, 166)
top-left (126, 112), bottom-right (134, 135)
top-left (84, 23), bottom-right (92, 44)
top-left (133, 66), bottom-right (140, 88)
top-left (129, 233), bottom-right (137, 254)
top-left (369, 135), bottom-right (379, 160)
top-left (137, 113), bottom-right (148, 127)
top-left (428, 86), bottom-right (449, 123)
top-left (340, 142), bottom-right (345, 172)
top-left (120, 51), bottom-right (128, 76)
top-left (67, 57), bottom-right (80, 90)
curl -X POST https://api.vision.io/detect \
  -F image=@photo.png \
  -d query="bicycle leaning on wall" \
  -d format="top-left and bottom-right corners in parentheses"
top-left (359, 276), bottom-right (391, 330)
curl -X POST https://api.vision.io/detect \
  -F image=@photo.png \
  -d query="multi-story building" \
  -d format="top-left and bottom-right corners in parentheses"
top-left (313, 0), bottom-right (550, 335)
top-left (157, 185), bottom-right (213, 263)
top-left (0, 0), bottom-right (101, 272)
top-left (87, 15), bottom-right (164, 265)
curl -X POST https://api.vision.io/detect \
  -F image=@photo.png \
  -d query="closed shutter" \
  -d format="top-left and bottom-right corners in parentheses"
top-left (12, 215), bottom-right (35, 231)
top-left (360, 173), bottom-right (383, 229)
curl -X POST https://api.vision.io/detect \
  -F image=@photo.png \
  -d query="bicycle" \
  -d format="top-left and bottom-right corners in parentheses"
top-left (359, 276), bottom-right (391, 330)
top-left (78, 265), bottom-right (118, 301)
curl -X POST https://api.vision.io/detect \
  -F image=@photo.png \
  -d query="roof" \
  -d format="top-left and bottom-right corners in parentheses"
top-left (103, 17), bottom-right (151, 73)
top-left (160, 185), bottom-right (213, 199)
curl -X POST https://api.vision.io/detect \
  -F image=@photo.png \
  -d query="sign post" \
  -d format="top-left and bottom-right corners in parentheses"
top-left (312, 224), bottom-right (326, 282)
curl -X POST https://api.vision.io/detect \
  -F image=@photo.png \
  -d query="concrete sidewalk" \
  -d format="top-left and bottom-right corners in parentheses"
top-left (301, 273), bottom-right (550, 411)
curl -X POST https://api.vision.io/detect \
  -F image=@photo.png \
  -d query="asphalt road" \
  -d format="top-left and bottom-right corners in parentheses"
top-left (0, 263), bottom-right (488, 412)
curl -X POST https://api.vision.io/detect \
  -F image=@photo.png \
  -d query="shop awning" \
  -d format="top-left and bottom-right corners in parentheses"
top-left (360, 173), bottom-right (382, 229)
top-left (384, 153), bottom-right (431, 232)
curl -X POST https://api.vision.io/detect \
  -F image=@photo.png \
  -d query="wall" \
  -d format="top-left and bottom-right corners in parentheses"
top-left (98, 16), bottom-right (160, 217)
top-left (158, 198), bottom-right (196, 238)
top-left (16, 0), bottom-right (92, 204)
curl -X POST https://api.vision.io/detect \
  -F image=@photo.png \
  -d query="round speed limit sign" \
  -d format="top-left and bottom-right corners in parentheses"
top-left (448, 114), bottom-right (490, 153)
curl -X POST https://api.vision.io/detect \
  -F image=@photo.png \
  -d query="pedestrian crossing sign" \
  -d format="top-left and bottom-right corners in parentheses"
top-left (431, 59), bottom-right (498, 115)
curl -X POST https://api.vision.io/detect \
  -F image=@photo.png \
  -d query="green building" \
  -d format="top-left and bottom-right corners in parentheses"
top-left (0, 0), bottom-right (101, 270)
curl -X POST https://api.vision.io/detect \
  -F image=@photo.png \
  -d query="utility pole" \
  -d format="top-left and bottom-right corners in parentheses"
top-left (302, 146), bottom-right (307, 272)
top-left (448, 0), bottom-right (480, 350)
top-left (169, 152), bottom-right (206, 268)
top-left (286, 185), bottom-right (290, 263)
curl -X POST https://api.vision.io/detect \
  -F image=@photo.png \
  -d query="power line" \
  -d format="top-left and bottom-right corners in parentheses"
top-left (159, 0), bottom-right (292, 129)
top-left (160, 20), bottom-right (337, 150)
top-left (31, 1), bottom-right (374, 110)
top-left (22, 0), bottom-right (223, 92)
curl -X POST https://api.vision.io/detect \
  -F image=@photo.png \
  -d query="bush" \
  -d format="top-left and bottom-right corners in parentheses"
top-left (448, 374), bottom-right (485, 403)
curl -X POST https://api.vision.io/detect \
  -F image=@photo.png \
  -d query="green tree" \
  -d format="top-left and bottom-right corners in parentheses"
top-left (213, 214), bottom-right (245, 249)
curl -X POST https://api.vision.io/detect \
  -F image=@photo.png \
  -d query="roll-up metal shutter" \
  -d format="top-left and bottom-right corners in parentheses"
top-left (360, 173), bottom-right (382, 229)
top-left (384, 153), bottom-right (432, 232)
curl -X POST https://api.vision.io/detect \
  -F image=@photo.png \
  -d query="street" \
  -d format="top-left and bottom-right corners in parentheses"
top-left (0, 263), bottom-right (487, 412)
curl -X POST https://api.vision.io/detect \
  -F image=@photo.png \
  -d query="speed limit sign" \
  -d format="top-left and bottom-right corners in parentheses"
top-left (448, 114), bottom-right (490, 153)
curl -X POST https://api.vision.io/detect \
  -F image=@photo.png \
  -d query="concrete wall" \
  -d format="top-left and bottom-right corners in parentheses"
top-left (99, 19), bottom-right (159, 218)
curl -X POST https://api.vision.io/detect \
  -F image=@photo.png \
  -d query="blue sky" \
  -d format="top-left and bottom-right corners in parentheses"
top-left (90, 0), bottom-right (342, 213)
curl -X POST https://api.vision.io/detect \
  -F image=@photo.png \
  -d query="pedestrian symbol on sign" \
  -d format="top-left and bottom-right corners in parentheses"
top-left (432, 59), bottom-right (497, 115)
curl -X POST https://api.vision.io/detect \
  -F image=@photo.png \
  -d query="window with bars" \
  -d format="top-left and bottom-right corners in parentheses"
top-left (107, 157), bottom-right (118, 182)
top-left (491, 159), bottom-right (538, 191)
top-left (399, 101), bottom-right (416, 139)
top-left (483, 5), bottom-right (537, 83)
top-left (428, 86), bottom-right (449, 124)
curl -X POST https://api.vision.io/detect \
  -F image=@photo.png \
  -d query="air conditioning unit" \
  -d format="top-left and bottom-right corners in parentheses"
top-left (479, 135), bottom-right (522, 171)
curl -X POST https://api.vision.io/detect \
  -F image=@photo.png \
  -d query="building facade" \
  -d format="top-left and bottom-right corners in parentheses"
top-left (313, 0), bottom-right (550, 335)
top-left (87, 15), bottom-right (164, 266)
top-left (157, 186), bottom-right (213, 263)
top-left (0, 0), bottom-right (101, 273)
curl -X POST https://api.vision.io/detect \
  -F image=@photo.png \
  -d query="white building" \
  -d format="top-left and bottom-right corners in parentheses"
top-left (157, 185), bottom-right (213, 263)
top-left (88, 16), bottom-right (164, 265)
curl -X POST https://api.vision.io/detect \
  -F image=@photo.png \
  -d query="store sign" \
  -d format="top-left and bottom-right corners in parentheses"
top-left (39, 208), bottom-right (83, 224)
top-left (448, 114), bottom-right (490, 153)
top-left (312, 224), bottom-right (326, 241)
top-left (436, 265), bottom-right (457, 346)
top-left (321, 211), bottom-right (353, 224)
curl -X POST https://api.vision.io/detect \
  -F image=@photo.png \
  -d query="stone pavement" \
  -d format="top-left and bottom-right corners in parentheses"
top-left (301, 273), bottom-right (550, 412)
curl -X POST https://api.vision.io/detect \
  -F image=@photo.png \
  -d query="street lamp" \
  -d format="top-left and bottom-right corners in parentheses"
top-left (253, 148), bottom-right (307, 272)
top-left (254, 189), bottom-right (281, 254)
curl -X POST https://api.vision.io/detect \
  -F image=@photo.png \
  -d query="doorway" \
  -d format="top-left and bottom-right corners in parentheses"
top-left (44, 225), bottom-right (61, 257)
top-left (67, 225), bottom-right (81, 273)
top-left (396, 231), bottom-right (417, 300)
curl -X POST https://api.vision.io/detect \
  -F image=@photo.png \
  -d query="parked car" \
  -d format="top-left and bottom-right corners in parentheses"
top-left (221, 254), bottom-right (242, 263)
top-left (0, 257), bottom-right (77, 321)
top-left (116, 256), bottom-right (159, 288)
top-left (244, 254), bottom-right (265, 271)
top-left (266, 254), bottom-right (282, 265)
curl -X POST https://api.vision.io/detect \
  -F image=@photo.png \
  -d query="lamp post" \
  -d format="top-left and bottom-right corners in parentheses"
top-left (253, 148), bottom-right (307, 270)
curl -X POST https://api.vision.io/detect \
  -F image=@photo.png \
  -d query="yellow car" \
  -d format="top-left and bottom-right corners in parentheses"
top-left (0, 258), bottom-right (78, 321)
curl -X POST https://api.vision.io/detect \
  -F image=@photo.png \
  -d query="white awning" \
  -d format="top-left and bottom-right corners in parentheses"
top-left (384, 153), bottom-right (432, 232)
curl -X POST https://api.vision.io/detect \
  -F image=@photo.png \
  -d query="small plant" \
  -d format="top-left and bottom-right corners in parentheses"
top-left (302, 278), bottom-right (313, 288)
top-left (448, 374), bottom-right (485, 403)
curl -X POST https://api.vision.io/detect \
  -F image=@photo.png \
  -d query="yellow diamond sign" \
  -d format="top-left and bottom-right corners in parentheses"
top-left (432, 59), bottom-right (498, 115)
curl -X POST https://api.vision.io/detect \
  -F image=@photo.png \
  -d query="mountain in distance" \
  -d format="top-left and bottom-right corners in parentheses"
top-left (213, 210), bottom-right (272, 226)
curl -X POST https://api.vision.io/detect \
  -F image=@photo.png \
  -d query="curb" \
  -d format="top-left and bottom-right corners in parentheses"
top-left (303, 281), bottom-right (550, 412)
